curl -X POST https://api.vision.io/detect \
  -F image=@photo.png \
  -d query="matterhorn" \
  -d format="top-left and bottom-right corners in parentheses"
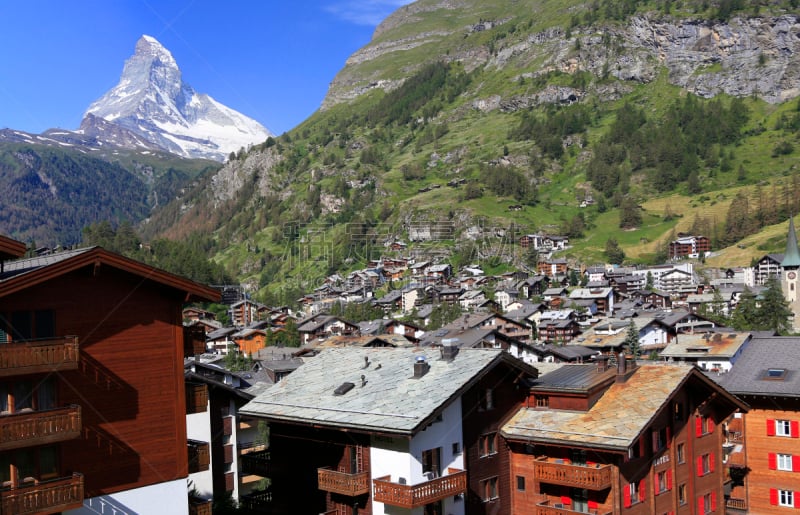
top-left (83, 35), bottom-right (271, 161)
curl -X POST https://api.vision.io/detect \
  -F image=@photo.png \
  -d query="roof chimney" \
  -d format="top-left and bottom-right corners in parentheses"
top-left (441, 344), bottom-right (459, 361)
top-left (413, 355), bottom-right (430, 378)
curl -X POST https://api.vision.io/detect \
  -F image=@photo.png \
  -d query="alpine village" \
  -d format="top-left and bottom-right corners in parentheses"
top-left (4, 1), bottom-right (800, 515)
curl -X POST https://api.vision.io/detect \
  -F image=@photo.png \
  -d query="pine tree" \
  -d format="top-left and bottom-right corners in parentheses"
top-left (623, 321), bottom-right (641, 359)
top-left (757, 277), bottom-right (793, 334)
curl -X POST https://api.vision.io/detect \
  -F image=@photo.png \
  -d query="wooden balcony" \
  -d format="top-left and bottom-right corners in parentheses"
top-left (0, 473), bottom-right (84, 515)
top-left (241, 449), bottom-right (271, 477)
top-left (183, 326), bottom-right (207, 357)
top-left (188, 496), bottom-right (212, 515)
top-left (373, 468), bottom-right (467, 508)
top-left (188, 440), bottom-right (210, 473)
top-left (239, 489), bottom-right (272, 513)
top-left (533, 458), bottom-right (613, 490)
top-left (537, 499), bottom-right (611, 515)
top-left (0, 336), bottom-right (79, 378)
top-left (0, 405), bottom-right (81, 451)
top-left (726, 497), bottom-right (747, 511)
top-left (317, 467), bottom-right (370, 496)
top-left (185, 382), bottom-right (208, 414)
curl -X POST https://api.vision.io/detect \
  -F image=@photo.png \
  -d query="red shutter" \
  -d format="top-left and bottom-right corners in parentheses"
top-left (561, 496), bottom-right (571, 505)
top-left (667, 470), bottom-right (673, 490)
top-left (624, 486), bottom-right (632, 508)
top-left (699, 497), bottom-right (705, 513)
top-left (639, 479), bottom-right (646, 502)
top-left (710, 452), bottom-right (715, 472)
top-left (792, 420), bottom-right (800, 438)
top-left (793, 455), bottom-right (800, 472)
top-left (767, 419), bottom-right (776, 436)
top-left (711, 492), bottom-right (717, 511)
top-left (770, 488), bottom-right (778, 505)
top-left (696, 416), bottom-right (703, 437)
top-left (697, 456), bottom-right (704, 476)
top-left (795, 491), bottom-right (800, 508)
top-left (654, 476), bottom-right (658, 497)
top-left (708, 418), bottom-right (715, 433)
top-left (769, 453), bottom-right (777, 470)
top-left (588, 500), bottom-right (598, 510)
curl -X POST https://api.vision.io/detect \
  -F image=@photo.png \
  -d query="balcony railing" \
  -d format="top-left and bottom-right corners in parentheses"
top-left (188, 496), bottom-right (212, 515)
top-left (317, 467), bottom-right (370, 496)
top-left (0, 473), bottom-right (84, 515)
top-left (0, 405), bottom-right (81, 451)
top-left (726, 497), bottom-right (747, 511)
top-left (0, 336), bottom-right (79, 377)
top-left (373, 468), bottom-right (467, 509)
top-left (533, 458), bottom-right (613, 490)
top-left (536, 499), bottom-right (612, 515)
top-left (239, 489), bottom-right (272, 512)
top-left (241, 449), bottom-right (271, 477)
top-left (188, 440), bottom-right (210, 473)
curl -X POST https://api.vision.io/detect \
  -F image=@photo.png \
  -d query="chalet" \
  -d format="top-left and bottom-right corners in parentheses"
top-left (569, 287), bottom-right (614, 315)
top-left (426, 263), bottom-right (453, 283)
top-left (459, 289), bottom-right (487, 310)
top-left (538, 311), bottom-right (581, 344)
top-left (374, 289), bottom-right (403, 312)
top-left (238, 347), bottom-right (538, 515)
top-left (0, 236), bottom-right (220, 514)
top-left (538, 259), bottom-right (569, 277)
top-left (518, 275), bottom-right (549, 298)
top-left (297, 314), bottom-right (360, 345)
top-left (207, 326), bottom-right (238, 354)
top-left (585, 266), bottom-right (608, 283)
top-left (630, 289), bottom-right (672, 309)
top-left (660, 331), bottom-right (752, 373)
top-left (444, 313), bottom-right (532, 343)
top-left (232, 327), bottom-right (268, 357)
top-left (503, 362), bottom-right (748, 515)
top-left (401, 286), bottom-right (423, 313)
top-left (659, 268), bottom-right (697, 297)
top-left (542, 286), bottom-right (569, 304)
top-left (494, 288), bottom-right (519, 311)
top-left (383, 320), bottom-right (426, 343)
top-left (183, 306), bottom-right (217, 322)
top-left (410, 261), bottom-right (431, 279)
top-left (755, 253), bottom-right (785, 285)
top-left (668, 235), bottom-right (712, 259)
top-left (230, 299), bottom-right (265, 327)
top-left (426, 284), bottom-right (463, 305)
top-left (717, 336), bottom-right (800, 514)
top-left (531, 344), bottom-right (600, 363)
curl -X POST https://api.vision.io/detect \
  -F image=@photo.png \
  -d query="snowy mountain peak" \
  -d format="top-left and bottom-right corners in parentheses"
top-left (83, 35), bottom-right (271, 161)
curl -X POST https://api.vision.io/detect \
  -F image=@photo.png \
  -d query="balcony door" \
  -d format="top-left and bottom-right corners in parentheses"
top-left (422, 447), bottom-right (441, 479)
top-left (571, 488), bottom-right (589, 513)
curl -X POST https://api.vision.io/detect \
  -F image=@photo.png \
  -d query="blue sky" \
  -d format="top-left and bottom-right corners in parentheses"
top-left (0, 0), bottom-right (413, 135)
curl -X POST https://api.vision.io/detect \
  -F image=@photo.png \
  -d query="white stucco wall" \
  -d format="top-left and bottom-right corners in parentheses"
top-left (65, 478), bottom-right (189, 515)
top-left (186, 399), bottom-right (213, 498)
top-left (370, 400), bottom-right (465, 515)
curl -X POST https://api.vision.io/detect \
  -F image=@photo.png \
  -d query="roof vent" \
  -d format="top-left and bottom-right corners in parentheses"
top-left (334, 382), bottom-right (355, 396)
top-left (414, 355), bottom-right (430, 378)
top-left (441, 344), bottom-right (459, 361)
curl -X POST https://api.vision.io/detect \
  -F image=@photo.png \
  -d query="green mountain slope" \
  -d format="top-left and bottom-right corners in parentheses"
top-left (144, 0), bottom-right (800, 301)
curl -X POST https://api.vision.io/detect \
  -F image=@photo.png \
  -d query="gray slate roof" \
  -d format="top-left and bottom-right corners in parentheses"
top-left (239, 347), bottom-right (532, 435)
top-left (717, 336), bottom-right (800, 398)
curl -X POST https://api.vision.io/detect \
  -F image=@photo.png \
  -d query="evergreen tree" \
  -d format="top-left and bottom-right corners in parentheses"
top-left (730, 287), bottom-right (759, 331)
top-left (757, 277), bottom-right (793, 334)
top-left (605, 238), bottom-right (625, 265)
top-left (623, 321), bottom-right (641, 359)
top-left (645, 271), bottom-right (654, 291)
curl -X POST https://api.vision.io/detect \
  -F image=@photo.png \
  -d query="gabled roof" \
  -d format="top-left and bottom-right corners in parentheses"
top-left (0, 235), bottom-right (26, 261)
top-left (240, 347), bottom-right (537, 436)
top-left (0, 246), bottom-right (219, 302)
top-left (503, 365), bottom-right (747, 452)
top-left (718, 336), bottom-right (800, 398)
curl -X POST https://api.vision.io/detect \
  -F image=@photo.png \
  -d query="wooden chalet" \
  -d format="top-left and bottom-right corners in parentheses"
top-left (0, 240), bottom-right (219, 514)
top-left (238, 347), bottom-right (538, 515)
top-left (503, 361), bottom-right (747, 515)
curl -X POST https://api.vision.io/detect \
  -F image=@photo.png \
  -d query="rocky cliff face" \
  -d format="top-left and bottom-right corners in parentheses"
top-left (322, 6), bottom-right (800, 109)
top-left (84, 35), bottom-right (272, 161)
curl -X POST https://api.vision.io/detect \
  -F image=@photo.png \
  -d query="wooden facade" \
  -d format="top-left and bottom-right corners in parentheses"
top-left (0, 244), bottom-right (218, 513)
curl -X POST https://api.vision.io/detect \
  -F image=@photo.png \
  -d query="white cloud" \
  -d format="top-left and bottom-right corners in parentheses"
top-left (325, 0), bottom-right (415, 26)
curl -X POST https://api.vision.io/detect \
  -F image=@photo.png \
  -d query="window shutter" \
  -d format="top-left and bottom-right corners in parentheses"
top-left (708, 418), bottom-right (715, 433)
top-left (795, 492), bottom-right (800, 508)
top-left (697, 456), bottom-right (704, 476)
top-left (639, 479), bottom-right (646, 502)
top-left (624, 486), bottom-right (631, 508)
top-left (710, 452), bottom-right (715, 473)
top-left (698, 497), bottom-right (705, 513)
top-left (769, 453), bottom-right (777, 470)
top-left (561, 496), bottom-right (571, 505)
top-left (667, 470), bottom-right (673, 490)
top-left (654, 476), bottom-right (658, 497)
top-left (588, 500), bottom-right (598, 510)
top-left (770, 488), bottom-right (778, 506)
top-left (711, 492), bottom-right (717, 512)
top-left (792, 420), bottom-right (800, 438)
top-left (767, 419), bottom-right (776, 436)
top-left (793, 455), bottom-right (800, 472)
top-left (696, 416), bottom-right (703, 437)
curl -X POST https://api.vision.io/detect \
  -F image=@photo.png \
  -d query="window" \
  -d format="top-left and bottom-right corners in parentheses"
top-left (535, 395), bottom-right (549, 408)
top-left (674, 402), bottom-right (685, 422)
top-left (769, 453), bottom-right (797, 471)
top-left (699, 492), bottom-right (717, 513)
top-left (480, 476), bottom-right (498, 501)
top-left (695, 415), bottom-right (714, 437)
top-left (623, 480), bottom-right (645, 507)
top-left (516, 475), bottom-right (525, 491)
top-left (697, 453), bottom-right (714, 476)
top-left (656, 470), bottom-right (672, 495)
top-left (652, 426), bottom-right (670, 452)
top-left (777, 420), bottom-right (791, 436)
top-left (768, 419), bottom-right (800, 437)
top-left (676, 442), bottom-right (686, 464)
top-left (678, 484), bottom-right (687, 505)
top-left (479, 433), bottom-right (497, 457)
top-left (483, 388), bottom-right (494, 410)
top-left (452, 442), bottom-right (461, 456)
top-left (780, 490), bottom-right (794, 507)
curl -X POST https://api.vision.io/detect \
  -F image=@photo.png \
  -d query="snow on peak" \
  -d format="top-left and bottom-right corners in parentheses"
top-left (83, 36), bottom-right (271, 161)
